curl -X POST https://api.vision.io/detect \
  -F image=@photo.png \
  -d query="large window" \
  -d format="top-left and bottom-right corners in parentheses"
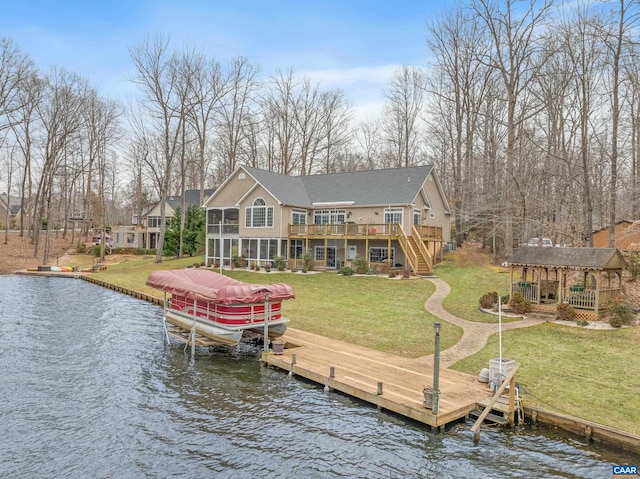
top-left (413, 209), bottom-right (421, 225)
top-left (147, 216), bottom-right (163, 228)
top-left (245, 198), bottom-right (274, 228)
top-left (313, 209), bottom-right (345, 225)
top-left (369, 247), bottom-right (395, 263)
top-left (292, 209), bottom-right (307, 225)
top-left (384, 207), bottom-right (403, 225)
top-left (290, 239), bottom-right (304, 259)
top-left (241, 238), bottom-right (280, 263)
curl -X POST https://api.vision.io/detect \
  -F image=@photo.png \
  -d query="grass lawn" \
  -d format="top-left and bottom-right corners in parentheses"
top-left (435, 248), bottom-right (516, 323)
top-left (85, 255), bottom-right (462, 358)
top-left (452, 323), bottom-right (640, 435)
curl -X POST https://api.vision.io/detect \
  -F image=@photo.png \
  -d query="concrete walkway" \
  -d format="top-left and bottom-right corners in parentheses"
top-left (420, 277), bottom-right (546, 368)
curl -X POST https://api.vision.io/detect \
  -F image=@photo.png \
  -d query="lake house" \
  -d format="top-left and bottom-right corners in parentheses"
top-left (203, 165), bottom-right (452, 274)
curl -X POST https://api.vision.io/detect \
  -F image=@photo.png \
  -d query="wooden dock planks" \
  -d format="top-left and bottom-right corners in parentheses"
top-left (263, 328), bottom-right (495, 429)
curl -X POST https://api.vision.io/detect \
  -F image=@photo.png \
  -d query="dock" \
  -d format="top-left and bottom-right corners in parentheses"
top-left (262, 328), bottom-right (503, 431)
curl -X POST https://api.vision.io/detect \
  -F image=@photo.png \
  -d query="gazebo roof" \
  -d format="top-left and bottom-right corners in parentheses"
top-left (507, 247), bottom-right (627, 270)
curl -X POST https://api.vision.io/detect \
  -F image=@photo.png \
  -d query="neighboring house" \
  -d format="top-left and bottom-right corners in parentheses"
top-left (203, 165), bottom-right (451, 274)
top-left (592, 220), bottom-right (640, 251)
top-left (112, 189), bottom-right (214, 249)
top-left (0, 194), bottom-right (26, 229)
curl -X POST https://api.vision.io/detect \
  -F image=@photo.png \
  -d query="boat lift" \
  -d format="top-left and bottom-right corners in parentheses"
top-left (160, 291), bottom-right (273, 360)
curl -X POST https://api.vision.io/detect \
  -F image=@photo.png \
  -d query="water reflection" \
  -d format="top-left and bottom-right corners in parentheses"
top-left (0, 276), bottom-right (636, 478)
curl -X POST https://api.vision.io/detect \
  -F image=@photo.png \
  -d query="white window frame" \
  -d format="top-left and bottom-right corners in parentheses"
top-left (313, 209), bottom-right (345, 225)
top-left (413, 209), bottom-right (421, 225)
top-left (292, 209), bottom-right (307, 225)
top-left (368, 247), bottom-right (395, 263)
top-left (245, 197), bottom-right (274, 228)
top-left (384, 207), bottom-right (403, 225)
top-left (289, 239), bottom-right (304, 259)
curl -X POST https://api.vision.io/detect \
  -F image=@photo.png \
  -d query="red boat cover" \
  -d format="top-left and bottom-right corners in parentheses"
top-left (146, 269), bottom-right (295, 304)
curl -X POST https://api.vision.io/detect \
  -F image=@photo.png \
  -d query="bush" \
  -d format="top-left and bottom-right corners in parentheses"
top-left (76, 243), bottom-right (87, 253)
top-left (609, 316), bottom-right (624, 328)
top-left (608, 297), bottom-right (635, 327)
top-left (479, 292), bottom-right (498, 309)
top-left (339, 266), bottom-right (354, 276)
top-left (302, 252), bottom-right (314, 272)
top-left (402, 268), bottom-right (411, 279)
top-left (556, 302), bottom-right (577, 321)
top-left (577, 319), bottom-right (589, 327)
top-left (509, 292), bottom-right (532, 314)
top-left (352, 257), bottom-right (369, 274)
top-left (274, 256), bottom-right (287, 271)
top-left (231, 255), bottom-right (245, 268)
top-left (389, 270), bottom-right (397, 278)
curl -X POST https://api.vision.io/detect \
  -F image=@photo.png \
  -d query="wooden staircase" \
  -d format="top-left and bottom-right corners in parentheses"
top-left (407, 235), bottom-right (432, 274)
top-left (398, 227), bottom-right (434, 275)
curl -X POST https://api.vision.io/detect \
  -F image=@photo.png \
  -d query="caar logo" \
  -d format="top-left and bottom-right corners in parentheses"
top-left (612, 465), bottom-right (639, 477)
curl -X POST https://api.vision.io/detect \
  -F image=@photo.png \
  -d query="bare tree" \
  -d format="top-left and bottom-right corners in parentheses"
top-left (261, 69), bottom-right (301, 174)
top-left (601, 0), bottom-right (639, 246)
top-left (33, 68), bottom-right (86, 263)
top-left (426, 9), bottom-right (490, 246)
top-left (217, 57), bottom-right (260, 179)
top-left (380, 65), bottom-right (426, 167)
top-left (470, 0), bottom-right (554, 254)
top-left (128, 35), bottom-right (186, 263)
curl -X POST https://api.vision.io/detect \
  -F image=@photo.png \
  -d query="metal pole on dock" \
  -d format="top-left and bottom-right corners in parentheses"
top-left (263, 292), bottom-right (270, 355)
top-left (432, 322), bottom-right (441, 414)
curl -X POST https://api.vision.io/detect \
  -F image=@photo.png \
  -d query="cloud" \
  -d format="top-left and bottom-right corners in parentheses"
top-left (298, 64), bottom-right (407, 122)
top-left (299, 64), bottom-right (403, 88)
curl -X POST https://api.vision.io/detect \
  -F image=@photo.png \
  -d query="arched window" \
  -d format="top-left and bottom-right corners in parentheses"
top-left (245, 197), bottom-right (273, 228)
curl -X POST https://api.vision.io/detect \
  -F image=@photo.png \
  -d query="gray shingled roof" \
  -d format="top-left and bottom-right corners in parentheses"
top-left (242, 167), bottom-right (311, 206)
top-left (144, 189), bottom-right (215, 216)
top-left (507, 246), bottom-right (625, 269)
top-left (243, 165), bottom-right (434, 207)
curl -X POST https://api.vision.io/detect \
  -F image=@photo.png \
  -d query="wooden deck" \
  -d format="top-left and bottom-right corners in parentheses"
top-left (262, 329), bottom-right (497, 430)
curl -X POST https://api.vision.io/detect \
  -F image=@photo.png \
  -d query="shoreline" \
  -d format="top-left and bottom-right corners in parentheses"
top-left (10, 268), bottom-right (640, 457)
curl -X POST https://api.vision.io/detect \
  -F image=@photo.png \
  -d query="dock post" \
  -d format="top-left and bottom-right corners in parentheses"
top-left (324, 366), bottom-right (335, 392)
top-left (377, 382), bottom-right (383, 395)
top-left (432, 322), bottom-right (441, 414)
top-left (288, 354), bottom-right (296, 377)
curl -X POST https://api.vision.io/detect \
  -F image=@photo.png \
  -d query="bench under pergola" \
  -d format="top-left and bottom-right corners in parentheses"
top-left (506, 247), bottom-right (627, 320)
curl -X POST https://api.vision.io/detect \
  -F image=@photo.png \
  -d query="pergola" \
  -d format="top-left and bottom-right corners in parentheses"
top-left (506, 247), bottom-right (627, 315)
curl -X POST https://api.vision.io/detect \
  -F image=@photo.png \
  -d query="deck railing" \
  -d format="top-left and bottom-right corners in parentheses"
top-left (514, 283), bottom-right (621, 311)
top-left (288, 223), bottom-right (431, 238)
top-left (411, 224), bottom-right (433, 271)
top-left (513, 283), bottom-right (539, 302)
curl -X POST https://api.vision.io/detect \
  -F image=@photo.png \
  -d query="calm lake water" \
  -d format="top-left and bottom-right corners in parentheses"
top-left (0, 276), bottom-right (637, 478)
